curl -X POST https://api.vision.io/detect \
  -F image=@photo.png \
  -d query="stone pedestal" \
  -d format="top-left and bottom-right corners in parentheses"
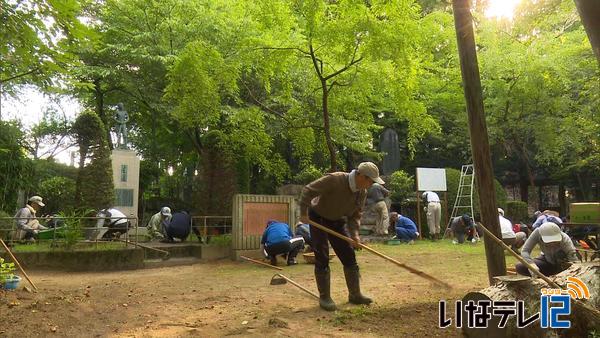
top-left (110, 149), bottom-right (140, 221)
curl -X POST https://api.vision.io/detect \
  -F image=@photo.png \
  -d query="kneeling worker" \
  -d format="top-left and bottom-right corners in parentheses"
top-left (515, 222), bottom-right (579, 277)
top-left (393, 213), bottom-right (419, 244)
top-left (261, 220), bottom-right (304, 266)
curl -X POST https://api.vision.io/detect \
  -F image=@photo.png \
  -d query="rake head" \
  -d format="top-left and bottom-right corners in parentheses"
top-left (270, 274), bottom-right (287, 285)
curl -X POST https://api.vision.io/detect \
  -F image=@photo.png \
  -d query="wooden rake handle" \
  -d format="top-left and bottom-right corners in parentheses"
top-left (240, 255), bottom-right (283, 270)
top-left (477, 222), bottom-right (600, 322)
top-left (0, 239), bottom-right (38, 291)
top-left (273, 273), bottom-right (319, 299)
top-left (307, 220), bottom-right (452, 290)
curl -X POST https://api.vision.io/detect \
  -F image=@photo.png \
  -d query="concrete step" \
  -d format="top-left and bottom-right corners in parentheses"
top-left (143, 257), bottom-right (201, 269)
top-left (139, 243), bottom-right (202, 260)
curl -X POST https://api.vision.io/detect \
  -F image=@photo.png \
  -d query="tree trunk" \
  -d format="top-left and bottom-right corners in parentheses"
top-left (94, 79), bottom-right (112, 151)
top-left (321, 81), bottom-right (337, 172)
top-left (452, 0), bottom-right (506, 283)
top-left (462, 263), bottom-right (600, 337)
top-left (574, 0), bottom-right (600, 66)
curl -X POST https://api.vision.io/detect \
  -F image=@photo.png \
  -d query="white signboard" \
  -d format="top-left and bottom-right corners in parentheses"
top-left (416, 167), bottom-right (447, 192)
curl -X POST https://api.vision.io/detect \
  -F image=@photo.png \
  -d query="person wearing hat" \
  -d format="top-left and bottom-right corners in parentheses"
top-left (299, 162), bottom-right (382, 311)
top-left (13, 196), bottom-right (49, 241)
top-left (422, 191), bottom-right (442, 241)
top-left (498, 208), bottom-right (526, 250)
top-left (515, 222), bottom-right (579, 277)
top-left (450, 214), bottom-right (475, 244)
top-left (365, 182), bottom-right (391, 236)
top-left (147, 207), bottom-right (172, 240)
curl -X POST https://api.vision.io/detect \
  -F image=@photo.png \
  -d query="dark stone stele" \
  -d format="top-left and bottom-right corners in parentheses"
top-left (379, 128), bottom-right (401, 175)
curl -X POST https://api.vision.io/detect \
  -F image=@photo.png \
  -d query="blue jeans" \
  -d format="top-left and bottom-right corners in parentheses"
top-left (395, 228), bottom-right (416, 241)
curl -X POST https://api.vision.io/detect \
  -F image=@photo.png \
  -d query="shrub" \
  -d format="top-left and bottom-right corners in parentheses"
top-left (38, 176), bottom-right (76, 214)
top-left (388, 170), bottom-right (415, 203)
top-left (293, 165), bottom-right (323, 185)
top-left (0, 211), bottom-right (13, 241)
top-left (0, 257), bottom-right (16, 284)
top-left (505, 200), bottom-right (529, 224)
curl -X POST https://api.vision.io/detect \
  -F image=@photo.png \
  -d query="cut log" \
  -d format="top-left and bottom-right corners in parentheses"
top-left (462, 262), bottom-right (600, 337)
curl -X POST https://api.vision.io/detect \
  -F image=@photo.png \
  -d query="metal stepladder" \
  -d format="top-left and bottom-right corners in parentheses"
top-left (443, 164), bottom-right (478, 240)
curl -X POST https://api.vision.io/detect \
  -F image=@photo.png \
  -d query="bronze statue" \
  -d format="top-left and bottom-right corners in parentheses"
top-left (114, 103), bottom-right (129, 149)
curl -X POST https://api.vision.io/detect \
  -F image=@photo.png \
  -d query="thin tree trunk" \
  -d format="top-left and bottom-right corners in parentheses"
top-left (321, 80), bottom-right (337, 172)
top-left (94, 79), bottom-right (112, 151)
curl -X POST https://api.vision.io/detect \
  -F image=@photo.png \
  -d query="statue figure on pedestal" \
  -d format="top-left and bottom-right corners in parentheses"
top-left (114, 103), bottom-right (129, 149)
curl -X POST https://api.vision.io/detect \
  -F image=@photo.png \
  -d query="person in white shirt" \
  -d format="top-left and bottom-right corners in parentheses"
top-left (87, 208), bottom-right (129, 240)
top-left (422, 191), bottom-right (441, 240)
top-left (498, 208), bottom-right (526, 250)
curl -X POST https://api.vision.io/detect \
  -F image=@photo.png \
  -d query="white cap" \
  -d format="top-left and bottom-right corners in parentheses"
top-left (160, 207), bottom-right (172, 217)
top-left (28, 196), bottom-right (45, 207)
top-left (357, 162), bottom-right (384, 185)
top-left (539, 222), bottom-right (562, 243)
top-left (498, 208), bottom-right (504, 216)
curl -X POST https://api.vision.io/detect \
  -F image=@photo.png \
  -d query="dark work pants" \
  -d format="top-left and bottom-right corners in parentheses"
top-left (309, 209), bottom-right (357, 271)
top-left (265, 237), bottom-right (305, 261)
top-left (515, 256), bottom-right (565, 277)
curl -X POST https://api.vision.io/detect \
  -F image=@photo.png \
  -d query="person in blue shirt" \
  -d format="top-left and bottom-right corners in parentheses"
top-left (261, 220), bottom-right (305, 266)
top-left (531, 210), bottom-right (562, 230)
top-left (392, 213), bottom-right (419, 244)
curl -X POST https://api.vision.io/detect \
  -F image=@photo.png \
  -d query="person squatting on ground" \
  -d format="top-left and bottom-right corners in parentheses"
top-left (300, 162), bottom-right (382, 311)
top-left (515, 222), bottom-right (579, 277)
top-left (450, 214), bottom-right (476, 244)
top-left (261, 221), bottom-right (305, 266)
top-left (13, 196), bottom-right (48, 241)
top-left (392, 213), bottom-right (419, 244)
top-left (89, 208), bottom-right (129, 240)
top-left (294, 222), bottom-right (312, 251)
top-left (422, 191), bottom-right (442, 240)
top-left (163, 211), bottom-right (191, 242)
top-left (498, 208), bottom-right (526, 250)
top-left (366, 183), bottom-right (390, 236)
top-left (147, 207), bottom-right (172, 240)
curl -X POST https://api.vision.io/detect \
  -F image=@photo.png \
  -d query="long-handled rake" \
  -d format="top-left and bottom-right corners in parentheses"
top-left (0, 239), bottom-right (37, 291)
top-left (270, 273), bottom-right (319, 299)
top-left (307, 220), bottom-right (452, 289)
top-left (476, 222), bottom-right (600, 322)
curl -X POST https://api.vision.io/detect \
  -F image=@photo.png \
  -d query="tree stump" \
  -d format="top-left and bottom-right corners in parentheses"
top-left (461, 262), bottom-right (599, 337)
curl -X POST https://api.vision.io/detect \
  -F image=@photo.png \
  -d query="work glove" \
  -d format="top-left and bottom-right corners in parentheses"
top-left (528, 264), bottom-right (540, 278)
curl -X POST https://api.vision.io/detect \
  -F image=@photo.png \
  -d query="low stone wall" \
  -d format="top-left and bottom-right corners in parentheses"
top-left (2, 244), bottom-right (233, 271)
top-left (200, 245), bottom-right (231, 260)
top-left (2, 248), bottom-right (145, 271)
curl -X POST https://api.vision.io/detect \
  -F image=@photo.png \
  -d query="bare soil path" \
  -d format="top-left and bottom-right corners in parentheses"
top-left (1, 241), bottom-right (512, 337)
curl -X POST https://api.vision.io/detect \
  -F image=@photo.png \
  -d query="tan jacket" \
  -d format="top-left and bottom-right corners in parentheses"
top-left (300, 172), bottom-right (366, 233)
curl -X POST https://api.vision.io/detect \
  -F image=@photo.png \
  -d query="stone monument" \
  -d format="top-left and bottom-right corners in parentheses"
top-left (380, 128), bottom-right (401, 175)
top-left (110, 103), bottom-right (140, 222)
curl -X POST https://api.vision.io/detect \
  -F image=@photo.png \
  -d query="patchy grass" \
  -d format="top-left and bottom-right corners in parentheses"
top-left (10, 241), bottom-right (126, 252)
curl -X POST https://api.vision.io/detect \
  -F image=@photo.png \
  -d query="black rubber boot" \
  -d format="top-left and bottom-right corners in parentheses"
top-left (315, 267), bottom-right (337, 311)
top-left (344, 265), bottom-right (373, 305)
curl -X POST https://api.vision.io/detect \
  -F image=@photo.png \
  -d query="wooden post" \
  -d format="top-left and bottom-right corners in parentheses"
top-left (452, 0), bottom-right (506, 284)
top-left (416, 190), bottom-right (422, 239)
top-left (443, 192), bottom-right (448, 229)
top-left (574, 0), bottom-right (600, 66)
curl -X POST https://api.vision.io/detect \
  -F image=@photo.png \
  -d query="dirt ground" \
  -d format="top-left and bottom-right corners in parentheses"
top-left (0, 241), bottom-right (517, 337)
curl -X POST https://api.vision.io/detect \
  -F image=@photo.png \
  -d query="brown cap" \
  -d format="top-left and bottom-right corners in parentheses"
top-left (357, 162), bottom-right (384, 185)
